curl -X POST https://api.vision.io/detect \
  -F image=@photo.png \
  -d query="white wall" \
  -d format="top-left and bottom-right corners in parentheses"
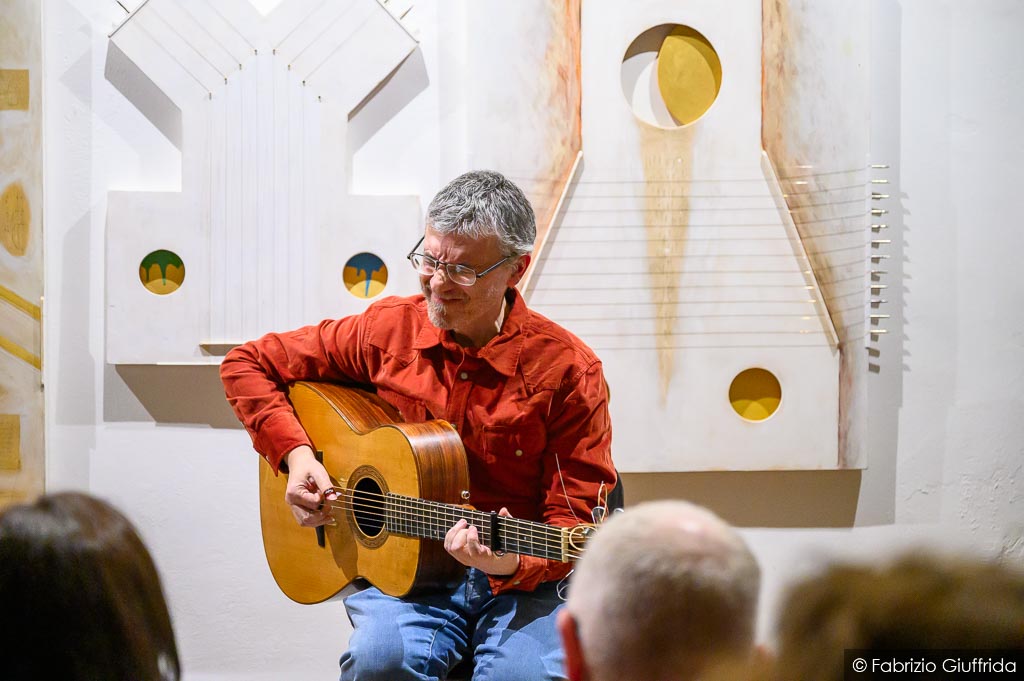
top-left (42, 1), bottom-right (1023, 679)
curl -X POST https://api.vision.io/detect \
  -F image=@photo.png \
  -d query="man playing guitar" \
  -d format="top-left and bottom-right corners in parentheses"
top-left (221, 170), bottom-right (616, 681)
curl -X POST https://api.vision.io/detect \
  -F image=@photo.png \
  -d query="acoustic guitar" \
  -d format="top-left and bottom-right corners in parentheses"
top-left (259, 381), bottom-right (595, 604)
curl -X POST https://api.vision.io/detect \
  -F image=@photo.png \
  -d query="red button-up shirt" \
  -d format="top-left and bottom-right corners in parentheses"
top-left (221, 288), bottom-right (615, 593)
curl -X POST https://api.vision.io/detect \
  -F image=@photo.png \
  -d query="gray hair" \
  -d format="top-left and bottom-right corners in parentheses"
top-left (426, 170), bottom-right (536, 256)
top-left (567, 500), bottom-right (761, 681)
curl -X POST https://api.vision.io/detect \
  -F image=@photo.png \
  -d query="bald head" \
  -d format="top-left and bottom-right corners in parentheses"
top-left (560, 501), bottom-right (760, 681)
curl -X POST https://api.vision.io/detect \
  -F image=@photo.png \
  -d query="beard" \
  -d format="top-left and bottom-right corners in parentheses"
top-left (422, 281), bottom-right (454, 329)
top-left (420, 275), bottom-right (508, 343)
top-left (425, 296), bottom-right (452, 329)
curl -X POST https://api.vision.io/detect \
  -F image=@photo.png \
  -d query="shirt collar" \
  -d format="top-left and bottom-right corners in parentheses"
top-left (411, 289), bottom-right (527, 377)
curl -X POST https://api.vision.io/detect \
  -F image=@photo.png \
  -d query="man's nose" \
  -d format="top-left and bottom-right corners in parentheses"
top-left (430, 266), bottom-right (451, 285)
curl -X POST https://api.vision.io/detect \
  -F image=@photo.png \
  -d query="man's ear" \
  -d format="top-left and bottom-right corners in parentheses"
top-left (507, 254), bottom-right (531, 288)
top-left (557, 608), bottom-right (588, 681)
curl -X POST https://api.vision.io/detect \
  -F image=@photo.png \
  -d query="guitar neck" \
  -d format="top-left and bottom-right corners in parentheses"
top-left (382, 493), bottom-right (578, 563)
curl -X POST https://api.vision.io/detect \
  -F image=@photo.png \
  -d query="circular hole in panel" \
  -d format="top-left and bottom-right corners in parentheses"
top-left (139, 249), bottom-right (185, 295)
top-left (621, 24), bottom-right (722, 128)
top-left (729, 368), bottom-right (781, 421)
top-left (343, 252), bottom-right (388, 299)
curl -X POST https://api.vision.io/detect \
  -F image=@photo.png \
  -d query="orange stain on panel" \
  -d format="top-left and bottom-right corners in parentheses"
top-left (763, 0), bottom-right (862, 467)
top-left (763, 0), bottom-right (842, 329)
top-left (533, 0), bottom-right (582, 240)
top-left (0, 69), bottom-right (30, 110)
top-left (761, 0), bottom-right (793, 157)
top-left (0, 182), bottom-right (31, 257)
top-left (0, 414), bottom-right (21, 471)
top-left (638, 124), bottom-right (695, 402)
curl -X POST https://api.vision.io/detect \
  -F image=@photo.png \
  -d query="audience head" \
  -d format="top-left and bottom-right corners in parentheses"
top-left (426, 170), bottom-right (536, 257)
top-left (0, 492), bottom-right (180, 680)
top-left (775, 553), bottom-right (1024, 681)
top-left (559, 500), bottom-right (761, 681)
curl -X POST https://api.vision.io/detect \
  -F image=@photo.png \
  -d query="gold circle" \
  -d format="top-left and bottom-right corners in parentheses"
top-left (0, 182), bottom-right (31, 257)
top-left (729, 368), bottom-right (782, 421)
top-left (657, 26), bottom-right (722, 125)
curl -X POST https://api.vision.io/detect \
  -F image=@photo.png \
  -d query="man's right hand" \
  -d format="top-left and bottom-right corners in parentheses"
top-left (283, 445), bottom-right (337, 527)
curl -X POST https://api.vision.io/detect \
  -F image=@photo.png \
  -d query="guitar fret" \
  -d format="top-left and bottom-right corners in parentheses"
top-left (380, 492), bottom-right (576, 562)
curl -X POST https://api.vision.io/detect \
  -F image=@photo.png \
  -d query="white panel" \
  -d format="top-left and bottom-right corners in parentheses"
top-left (527, 0), bottom-right (843, 470)
top-left (106, 0), bottom-right (419, 363)
top-left (106, 191), bottom-right (212, 363)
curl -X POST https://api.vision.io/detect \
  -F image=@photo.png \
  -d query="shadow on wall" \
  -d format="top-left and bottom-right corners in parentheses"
top-left (104, 365), bottom-right (862, 527)
top-left (104, 41), bottom-right (182, 150)
top-left (107, 364), bottom-right (242, 429)
top-left (348, 47), bottom-right (429, 161)
top-left (620, 470), bottom-right (861, 528)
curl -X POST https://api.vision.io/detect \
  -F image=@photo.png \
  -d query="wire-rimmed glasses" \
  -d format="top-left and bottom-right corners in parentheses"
top-left (407, 236), bottom-right (515, 286)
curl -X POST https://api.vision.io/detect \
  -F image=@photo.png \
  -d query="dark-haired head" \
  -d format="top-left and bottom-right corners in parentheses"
top-left (0, 492), bottom-right (180, 680)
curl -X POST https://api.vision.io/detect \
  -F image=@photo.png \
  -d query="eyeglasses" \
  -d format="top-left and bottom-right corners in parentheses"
top-left (407, 236), bottom-right (515, 286)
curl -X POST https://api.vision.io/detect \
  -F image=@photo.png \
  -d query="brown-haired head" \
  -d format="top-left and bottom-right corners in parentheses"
top-left (775, 553), bottom-right (1024, 681)
top-left (0, 492), bottom-right (180, 680)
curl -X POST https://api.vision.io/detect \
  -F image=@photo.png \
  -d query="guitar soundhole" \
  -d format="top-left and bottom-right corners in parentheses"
top-left (352, 476), bottom-right (386, 538)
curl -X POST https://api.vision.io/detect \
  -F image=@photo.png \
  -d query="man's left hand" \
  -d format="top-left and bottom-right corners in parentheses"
top-left (443, 507), bottom-right (521, 576)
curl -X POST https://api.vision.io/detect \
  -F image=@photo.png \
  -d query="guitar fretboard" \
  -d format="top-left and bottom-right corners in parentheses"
top-left (380, 493), bottom-right (575, 562)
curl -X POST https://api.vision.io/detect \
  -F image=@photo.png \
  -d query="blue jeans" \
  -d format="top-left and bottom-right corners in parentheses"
top-left (339, 568), bottom-right (567, 681)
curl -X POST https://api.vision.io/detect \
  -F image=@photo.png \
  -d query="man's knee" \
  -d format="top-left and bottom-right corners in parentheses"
top-left (471, 643), bottom-right (566, 681)
top-left (340, 636), bottom-right (451, 681)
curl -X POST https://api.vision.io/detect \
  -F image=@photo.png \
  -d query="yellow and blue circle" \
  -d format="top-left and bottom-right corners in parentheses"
top-left (343, 252), bottom-right (388, 299)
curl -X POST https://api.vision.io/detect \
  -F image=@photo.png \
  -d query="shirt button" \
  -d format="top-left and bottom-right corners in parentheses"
top-left (515, 449), bottom-right (523, 457)
top-left (513, 580), bottom-right (521, 585)
top-left (459, 371), bottom-right (469, 380)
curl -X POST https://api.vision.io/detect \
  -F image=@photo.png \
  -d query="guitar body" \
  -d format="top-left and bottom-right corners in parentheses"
top-left (259, 381), bottom-right (469, 604)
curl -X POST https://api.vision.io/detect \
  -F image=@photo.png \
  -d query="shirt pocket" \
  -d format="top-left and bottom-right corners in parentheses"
top-left (479, 422), bottom-right (547, 471)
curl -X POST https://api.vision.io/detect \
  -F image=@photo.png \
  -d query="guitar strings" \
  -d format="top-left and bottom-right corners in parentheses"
top-left (318, 487), bottom-right (559, 538)
top-left (316, 488), bottom-right (586, 560)
top-left (319, 495), bottom-right (576, 559)
top-left (316, 503), bottom-right (582, 561)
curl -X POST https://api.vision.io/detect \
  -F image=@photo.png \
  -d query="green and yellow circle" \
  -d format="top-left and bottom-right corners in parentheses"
top-left (140, 249), bottom-right (185, 295)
